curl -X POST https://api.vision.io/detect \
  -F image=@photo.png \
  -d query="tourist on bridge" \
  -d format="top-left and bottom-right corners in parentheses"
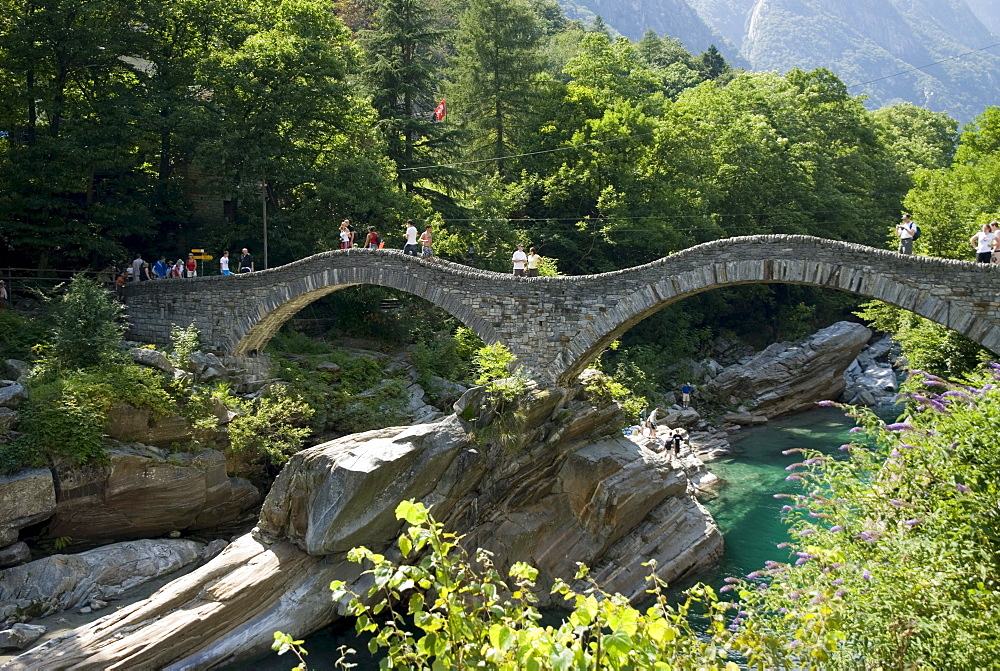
top-left (153, 256), bottom-right (170, 279)
top-left (526, 247), bottom-right (542, 277)
top-left (512, 243), bottom-right (527, 276)
top-left (990, 222), bottom-right (1000, 264)
top-left (220, 250), bottom-right (231, 275)
top-left (185, 253), bottom-right (198, 278)
top-left (403, 220), bottom-right (419, 256)
top-left (896, 214), bottom-right (917, 255)
top-left (365, 226), bottom-right (381, 249)
top-left (420, 225), bottom-right (435, 261)
top-left (172, 258), bottom-right (184, 278)
top-left (971, 223), bottom-right (995, 264)
top-left (131, 253), bottom-right (144, 282)
top-left (114, 271), bottom-right (127, 300)
top-left (339, 220), bottom-right (352, 249)
top-left (239, 248), bottom-right (254, 273)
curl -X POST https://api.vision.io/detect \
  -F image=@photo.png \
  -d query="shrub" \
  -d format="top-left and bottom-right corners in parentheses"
top-left (473, 342), bottom-right (517, 386)
top-left (322, 501), bottom-right (739, 670)
top-left (583, 368), bottom-right (645, 422)
top-left (1, 361), bottom-right (176, 474)
top-left (228, 386), bottom-right (314, 471)
top-left (48, 275), bottom-right (125, 370)
top-left (729, 368), bottom-right (1000, 668)
top-left (170, 323), bottom-right (201, 369)
top-left (0, 310), bottom-right (48, 362)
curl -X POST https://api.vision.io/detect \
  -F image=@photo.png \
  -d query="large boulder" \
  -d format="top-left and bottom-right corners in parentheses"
top-left (0, 539), bottom-right (203, 624)
top-left (8, 383), bottom-right (723, 670)
top-left (708, 321), bottom-right (872, 417)
top-left (44, 446), bottom-right (259, 542)
top-left (3, 360), bottom-right (30, 382)
top-left (0, 468), bottom-right (57, 545)
top-left (0, 542), bottom-right (30, 568)
top-left (130, 348), bottom-right (175, 374)
top-left (0, 624), bottom-right (46, 651)
top-left (105, 403), bottom-right (213, 448)
top-left (0, 381), bottom-right (27, 408)
top-left (0, 407), bottom-right (19, 433)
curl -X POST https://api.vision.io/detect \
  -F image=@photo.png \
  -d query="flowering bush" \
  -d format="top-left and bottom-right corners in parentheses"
top-left (731, 367), bottom-right (1000, 668)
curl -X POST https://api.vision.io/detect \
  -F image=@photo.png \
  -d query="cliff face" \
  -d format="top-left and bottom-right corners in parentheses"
top-left (560, 0), bottom-right (736, 54)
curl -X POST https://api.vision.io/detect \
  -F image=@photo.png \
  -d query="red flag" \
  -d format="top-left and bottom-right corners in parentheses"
top-left (433, 99), bottom-right (446, 122)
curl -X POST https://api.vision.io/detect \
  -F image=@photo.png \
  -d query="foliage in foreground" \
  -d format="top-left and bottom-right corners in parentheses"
top-left (731, 367), bottom-right (1000, 668)
top-left (277, 365), bottom-right (1000, 669)
top-left (322, 501), bottom-right (739, 670)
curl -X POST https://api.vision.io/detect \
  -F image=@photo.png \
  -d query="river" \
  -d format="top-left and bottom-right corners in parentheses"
top-left (235, 404), bottom-right (896, 669)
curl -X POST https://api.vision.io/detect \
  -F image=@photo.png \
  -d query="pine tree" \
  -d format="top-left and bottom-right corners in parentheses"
top-left (451, 0), bottom-right (542, 177)
top-left (363, 0), bottom-right (453, 192)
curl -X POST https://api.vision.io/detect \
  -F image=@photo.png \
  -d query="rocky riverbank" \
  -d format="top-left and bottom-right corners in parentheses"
top-left (3, 374), bottom-right (723, 669)
top-left (0, 322), bottom-right (904, 664)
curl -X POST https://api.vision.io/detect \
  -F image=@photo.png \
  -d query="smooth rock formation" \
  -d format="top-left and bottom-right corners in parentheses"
top-left (0, 408), bottom-right (18, 433)
top-left (0, 624), bottom-right (46, 651)
top-left (2, 361), bottom-right (30, 382)
top-left (0, 539), bottom-right (203, 625)
top-left (708, 321), bottom-right (871, 417)
top-left (9, 379), bottom-right (723, 669)
top-left (44, 445), bottom-right (259, 542)
top-left (840, 334), bottom-right (902, 406)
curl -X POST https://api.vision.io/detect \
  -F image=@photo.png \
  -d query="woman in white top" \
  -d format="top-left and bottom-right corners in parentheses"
top-left (340, 222), bottom-right (352, 249)
top-left (971, 224), bottom-right (995, 263)
top-left (220, 251), bottom-right (231, 275)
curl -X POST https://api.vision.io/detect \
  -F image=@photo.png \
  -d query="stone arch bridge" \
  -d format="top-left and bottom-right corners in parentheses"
top-left (124, 235), bottom-right (1000, 385)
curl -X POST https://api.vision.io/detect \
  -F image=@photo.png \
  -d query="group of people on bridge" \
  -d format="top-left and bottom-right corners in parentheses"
top-left (111, 248), bottom-right (256, 299)
top-left (897, 213), bottom-right (1000, 264)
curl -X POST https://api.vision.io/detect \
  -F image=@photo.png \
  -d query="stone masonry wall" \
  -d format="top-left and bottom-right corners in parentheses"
top-left (125, 236), bottom-right (1000, 383)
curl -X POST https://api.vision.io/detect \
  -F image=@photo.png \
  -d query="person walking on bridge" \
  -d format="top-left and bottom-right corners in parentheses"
top-left (896, 214), bottom-right (917, 255)
top-left (419, 225), bottom-right (435, 261)
top-left (403, 220), bottom-right (419, 256)
top-left (512, 243), bottom-right (527, 276)
top-left (239, 248), bottom-right (254, 273)
top-left (971, 224), bottom-right (995, 264)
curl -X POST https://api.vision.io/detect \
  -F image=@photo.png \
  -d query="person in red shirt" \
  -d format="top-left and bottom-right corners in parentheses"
top-left (186, 253), bottom-right (198, 278)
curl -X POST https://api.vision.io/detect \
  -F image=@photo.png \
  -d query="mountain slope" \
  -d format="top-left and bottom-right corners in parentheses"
top-left (557, 0), bottom-right (737, 56)
top-left (565, 0), bottom-right (1000, 121)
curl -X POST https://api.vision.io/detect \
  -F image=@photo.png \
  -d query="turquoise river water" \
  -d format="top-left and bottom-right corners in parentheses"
top-left (236, 405), bottom-right (897, 669)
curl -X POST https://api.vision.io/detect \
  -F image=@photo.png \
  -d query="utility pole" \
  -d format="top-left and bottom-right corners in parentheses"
top-left (262, 174), bottom-right (268, 270)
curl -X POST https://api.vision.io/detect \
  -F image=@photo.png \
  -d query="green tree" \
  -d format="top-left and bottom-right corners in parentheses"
top-left (362, 0), bottom-right (466, 212)
top-left (450, 0), bottom-right (542, 177)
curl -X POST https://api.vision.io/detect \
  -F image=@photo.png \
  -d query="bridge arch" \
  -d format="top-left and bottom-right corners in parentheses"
top-left (228, 257), bottom-right (504, 355)
top-left (552, 237), bottom-right (1000, 384)
top-left (124, 236), bottom-right (1000, 384)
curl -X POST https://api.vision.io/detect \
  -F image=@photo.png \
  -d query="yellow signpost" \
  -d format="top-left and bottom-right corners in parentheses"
top-left (192, 255), bottom-right (213, 261)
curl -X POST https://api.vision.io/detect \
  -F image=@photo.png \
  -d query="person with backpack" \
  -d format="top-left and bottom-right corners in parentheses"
top-left (365, 226), bottom-right (382, 249)
top-left (896, 213), bottom-right (919, 255)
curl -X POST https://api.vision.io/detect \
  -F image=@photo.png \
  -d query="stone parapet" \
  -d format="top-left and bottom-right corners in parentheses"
top-left (125, 236), bottom-right (1000, 384)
